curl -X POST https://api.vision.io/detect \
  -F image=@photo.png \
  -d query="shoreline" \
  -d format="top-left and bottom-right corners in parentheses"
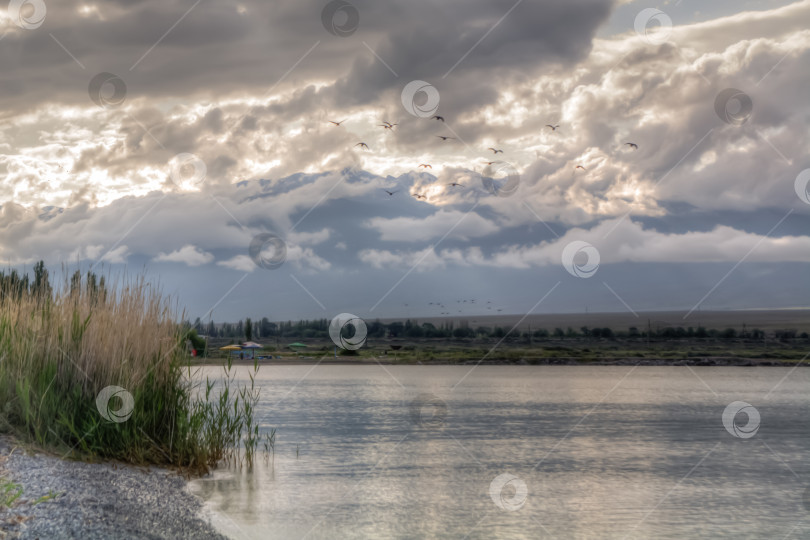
top-left (191, 356), bottom-right (808, 367)
top-left (0, 436), bottom-right (225, 539)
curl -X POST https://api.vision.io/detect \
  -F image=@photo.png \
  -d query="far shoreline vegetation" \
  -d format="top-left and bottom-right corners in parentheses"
top-left (0, 262), bottom-right (264, 476)
top-left (188, 313), bottom-right (810, 366)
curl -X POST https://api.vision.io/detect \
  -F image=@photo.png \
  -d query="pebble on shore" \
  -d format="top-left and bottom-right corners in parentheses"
top-left (0, 437), bottom-right (226, 540)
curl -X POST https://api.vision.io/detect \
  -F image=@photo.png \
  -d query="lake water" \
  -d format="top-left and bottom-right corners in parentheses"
top-left (189, 365), bottom-right (810, 539)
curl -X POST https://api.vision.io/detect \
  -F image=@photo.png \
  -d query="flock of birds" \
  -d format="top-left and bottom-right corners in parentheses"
top-left (403, 299), bottom-right (506, 315)
top-left (328, 117), bottom-right (640, 199)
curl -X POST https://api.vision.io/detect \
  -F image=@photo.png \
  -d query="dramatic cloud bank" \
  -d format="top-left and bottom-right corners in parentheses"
top-left (1, 0), bottom-right (808, 319)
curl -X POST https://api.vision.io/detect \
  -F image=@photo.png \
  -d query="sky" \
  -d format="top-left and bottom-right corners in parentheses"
top-left (1, 0), bottom-right (809, 323)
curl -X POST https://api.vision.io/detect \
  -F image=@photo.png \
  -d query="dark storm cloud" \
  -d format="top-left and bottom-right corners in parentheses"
top-left (0, 0), bottom-right (615, 113)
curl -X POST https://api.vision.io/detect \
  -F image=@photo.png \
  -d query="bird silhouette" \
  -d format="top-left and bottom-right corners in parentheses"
top-left (482, 161), bottom-right (496, 165)
top-left (432, 115), bottom-right (445, 122)
top-left (624, 142), bottom-right (638, 149)
top-left (447, 182), bottom-right (464, 187)
top-left (355, 142), bottom-right (369, 150)
top-left (379, 121), bottom-right (398, 130)
top-left (329, 119), bottom-right (346, 126)
top-left (545, 124), bottom-right (559, 131)
top-left (575, 165), bottom-right (587, 171)
top-left (413, 193), bottom-right (427, 200)
top-left (418, 164), bottom-right (432, 169)
top-left (488, 148), bottom-right (503, 154)
top-left (383, 189), bottom-right (399, 196)
top-left (436, 136), bottom-right (455, 141)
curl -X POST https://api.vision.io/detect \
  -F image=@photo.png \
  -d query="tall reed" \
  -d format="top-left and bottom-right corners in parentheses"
top-left (0, 267), bottom-right (260, 474)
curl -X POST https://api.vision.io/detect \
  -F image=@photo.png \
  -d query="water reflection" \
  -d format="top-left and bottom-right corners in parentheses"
top-left (191, 366), bottom-right (810, 539)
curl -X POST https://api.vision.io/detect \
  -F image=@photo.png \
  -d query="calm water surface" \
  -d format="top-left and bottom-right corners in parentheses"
top-left (189, 365), bottom-right (810, 539)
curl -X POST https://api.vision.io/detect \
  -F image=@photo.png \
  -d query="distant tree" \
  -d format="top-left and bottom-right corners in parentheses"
top-left (580, 326), bottom-right (591, 338)
top-left (260, 317), bottom-right (273, 337)
top-left (387, 322), bottom-right (404, 337)
top-left (245, 317), bottom-right (252, 341)
top-left (367, 320), bottom-right (386, 338)
top-left (32, 261), bottom-right (52, 299)
top-left (453, 327), bottom-right (474, 339)
top-left (421, 322), bottom-right (439, 338)
top-left (553, 327), bottom-right (565, 339)
top-left (406, 325), bottom-right (425, 338)
top-left (721, 328), bottom-right (737, 339)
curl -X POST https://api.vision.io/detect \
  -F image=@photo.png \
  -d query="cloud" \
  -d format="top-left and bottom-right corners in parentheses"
top-left (358, 218), bottom-right (810, 270)
top-left (289, 228), bottom-right (331, 245)
top-left (217, 255), bottom-right (255, 273)
top-left (100, 245), bottom-right (129, 264)
top-left (365, 210), bottom-right (499, 242)
top-left (153, 244), bottom-right (214, 266)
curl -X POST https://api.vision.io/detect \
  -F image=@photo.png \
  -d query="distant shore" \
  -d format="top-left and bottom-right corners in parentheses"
top-left (0, 437), bottom-right (224, 540)
top-left (191, 356), bottom-right (807, 367)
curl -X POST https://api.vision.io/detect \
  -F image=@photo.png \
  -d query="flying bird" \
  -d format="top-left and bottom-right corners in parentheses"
top-left (432, 115), bottom-right (445, 122)
top-left (575, 165), bottom-right (587, 171)
top-left (482, 161), bottom-right (496, 165)
top-left (418, 164), bottom-right (432, 169)
top-left (436, 136), bottom-right (455, 141)
top-left (379, 121), bottom-right (398, 130)
top-left (447, 182), bottom-right (464, 187)
top-left (383, 189), bottom-right (399, 196)
top-left (329, 119), bottom-right (346, 126)
top-left (355, 142), bottom-right (369, 150)
top-left (624, 142), bottom-right (638, 149)
top-left (413, 193), bottom-right (427, 200)
top-left (545, 124), bottom-right (560, 131)
top-left (488, 148), bottom-right (503, 154)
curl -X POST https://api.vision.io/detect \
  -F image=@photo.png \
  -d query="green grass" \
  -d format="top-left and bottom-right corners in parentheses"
top-left (0, 477), bottom-right (23, 508)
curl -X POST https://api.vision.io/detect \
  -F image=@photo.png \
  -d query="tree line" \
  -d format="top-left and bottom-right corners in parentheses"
top-left (191, 316), bottom-right (808, 342)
